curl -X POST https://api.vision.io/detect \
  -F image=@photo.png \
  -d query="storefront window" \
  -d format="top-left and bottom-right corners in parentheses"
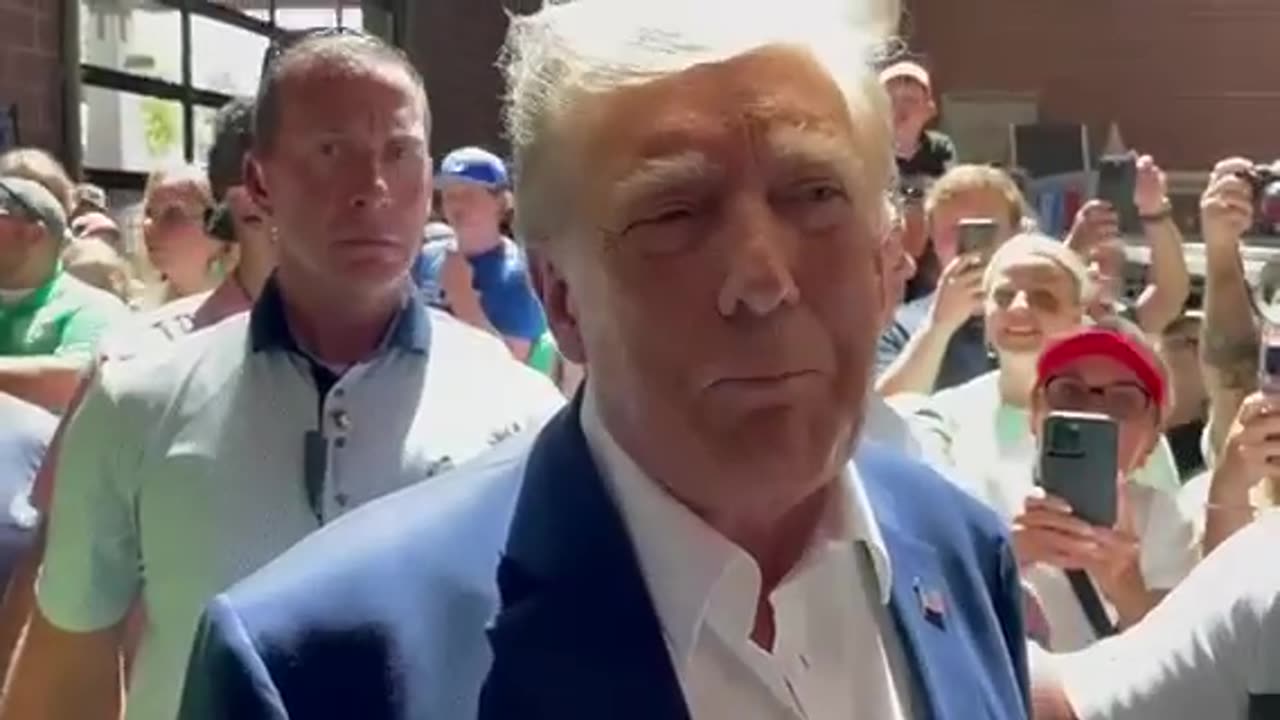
top-left (191, 14), bottom-right (271, 98)
top-left (79, 0), bottom-right (402, 191)
top-left (80, 1), bottom-right (182, 84)
top-left (82, 86), bottom-right (185, 174)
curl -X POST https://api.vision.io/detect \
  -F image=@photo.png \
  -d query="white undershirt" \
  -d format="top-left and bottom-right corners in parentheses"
top-left (581, 388), bottom-right (911, 720)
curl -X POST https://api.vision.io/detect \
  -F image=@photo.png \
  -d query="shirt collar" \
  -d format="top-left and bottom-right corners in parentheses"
top-left (581, 384), bottom-right (893, 669)
top-left (248, 273), bottom-right (429, 355)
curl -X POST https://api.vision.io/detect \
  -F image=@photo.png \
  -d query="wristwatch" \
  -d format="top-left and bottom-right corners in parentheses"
top-left (1139, 200), bottom-right (1174, 224)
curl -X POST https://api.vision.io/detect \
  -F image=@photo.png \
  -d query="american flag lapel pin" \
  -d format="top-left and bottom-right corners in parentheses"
top-left (914, 578), bottom-right (947, 629)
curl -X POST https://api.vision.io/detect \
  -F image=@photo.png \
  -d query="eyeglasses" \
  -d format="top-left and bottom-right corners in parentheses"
top-left (146, 204), bottom-right (206, 227)
top-left (260, 25), bottom-right (372, 77)
top-left (1043, 375), bottom-right (1154, 422)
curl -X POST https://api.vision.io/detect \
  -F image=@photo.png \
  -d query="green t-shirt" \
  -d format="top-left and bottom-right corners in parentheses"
top-left (527, 331), bottom-right (560, 378)
top-left (0, 270), bottom-right (129, 358)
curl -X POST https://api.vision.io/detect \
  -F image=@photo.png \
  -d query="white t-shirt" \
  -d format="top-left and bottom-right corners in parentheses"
top-left (913, 371), bottom-right (1198, 651)
top-left (1054, 513), bottom-right (1280, 720)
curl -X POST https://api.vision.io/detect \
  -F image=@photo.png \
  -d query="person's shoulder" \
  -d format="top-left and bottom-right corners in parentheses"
top-left (95, 313), bottom-right (249, 409)
top-left (54, 273), bottom-right (129, 315)
top-left (219, 429), bottom-right (534, 636)
top-left (880, 293), bottom-right (934, 349)
top-left (920, 370), bottom-right (998, 416)
top-left (924, 129), bottom-right (957, 158)
top-left (857, 443), bottom-right (1008, 547)
top-left (427, 311), bottom-right (563, 400)
top-left (98, 292), bottom-right (211, 361)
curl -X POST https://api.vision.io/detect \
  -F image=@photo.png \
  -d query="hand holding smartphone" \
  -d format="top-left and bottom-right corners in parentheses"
top-left (1035, 411), bottom-right (1119, 527)
top-left (956, 217), bottom-right (999, 262)
top-left (1095, 154), bottom-right (1139, 231)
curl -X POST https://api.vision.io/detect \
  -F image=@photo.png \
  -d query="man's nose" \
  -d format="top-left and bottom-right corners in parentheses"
top-left (348, 151), bottom-right (391, 209)
top-left (1007, 290), bottom-right (1031, 311)
top-left (716, 200), bottom-right (800, 318)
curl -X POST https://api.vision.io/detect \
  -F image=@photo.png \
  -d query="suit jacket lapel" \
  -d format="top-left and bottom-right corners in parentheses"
top-left (878, 520), bottom-right (987, 720)
top-left (479, 394), bottom-right (690, 720)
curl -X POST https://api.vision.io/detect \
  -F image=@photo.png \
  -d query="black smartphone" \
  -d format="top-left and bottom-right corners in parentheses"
top-left (1096, 154), bottom-right (1138, 228)
top-left (1036, 411), bottom-right (1119, 527)
top-left (1260, 320), bottom-right (1280, 395)
top-left (957, 218), bottom-right (999, 260)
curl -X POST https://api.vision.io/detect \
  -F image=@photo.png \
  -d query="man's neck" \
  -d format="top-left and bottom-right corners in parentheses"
top-left (275, 269), bottom-right (404, 366)
top-left (0, 255), bottom-right (57, 293)
top-left (165, 265), bottom-right (210, 299)
top-left (894, 129), bottom-right (924, 159)
top-left (233, 236), bottom-right (274, 301)
top-left (998, 357), bottom-right (1037, 407)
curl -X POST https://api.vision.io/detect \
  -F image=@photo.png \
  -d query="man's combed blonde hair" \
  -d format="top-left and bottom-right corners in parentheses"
top-left (501, 0), bottom-right (902, 244)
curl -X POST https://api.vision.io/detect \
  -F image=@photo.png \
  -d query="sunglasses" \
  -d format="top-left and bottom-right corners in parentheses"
top-left (260, 25), bottom-right (372, 77)
top-left (1043, 375), bottom-right (1154, 422)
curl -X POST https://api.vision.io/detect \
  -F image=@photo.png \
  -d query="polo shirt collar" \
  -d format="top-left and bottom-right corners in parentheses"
top-left (248, 273), bottom-right (429, 355)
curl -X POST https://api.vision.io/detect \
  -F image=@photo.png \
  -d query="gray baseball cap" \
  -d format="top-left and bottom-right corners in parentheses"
top-left (0, 176), bottom-right (68, 244)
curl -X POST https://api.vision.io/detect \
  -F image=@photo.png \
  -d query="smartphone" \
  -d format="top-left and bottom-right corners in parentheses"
top-left (1036, 411), bottom-right (1119, 527)
top-left (1096, 154), bottom-right (1139, 227)
top-left (1259, 319), bottom-right (1280, 394)
top-left (957, 218), bottom-right (999, 260)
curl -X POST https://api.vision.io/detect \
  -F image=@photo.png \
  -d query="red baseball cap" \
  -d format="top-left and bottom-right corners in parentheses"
top-left (1036, 327), bottom-right (1167, 411)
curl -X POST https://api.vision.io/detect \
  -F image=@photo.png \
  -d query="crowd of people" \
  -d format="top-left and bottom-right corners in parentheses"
top-left (0, 0), bottom-right (1275, 718)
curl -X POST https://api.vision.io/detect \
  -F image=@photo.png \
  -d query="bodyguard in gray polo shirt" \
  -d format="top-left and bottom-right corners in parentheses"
top-left (0, 31), bottom-right (564, 720)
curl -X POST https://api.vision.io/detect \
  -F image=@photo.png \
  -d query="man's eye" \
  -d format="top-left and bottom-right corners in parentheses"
top-left (316, 142), bottom-right (340, 158)
top-left (625, 207), bottom-right (695, 232)
top-left (802, 183), bottom-right (846, 203)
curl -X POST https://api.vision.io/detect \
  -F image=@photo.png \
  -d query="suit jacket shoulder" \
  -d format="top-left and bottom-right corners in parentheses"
top-left (180, 432), bottom-right (535, 720)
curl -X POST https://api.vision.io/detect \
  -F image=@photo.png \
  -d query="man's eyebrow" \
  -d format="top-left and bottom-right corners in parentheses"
top-left (611, 152), bottom-right (724, 206)
top-left (763, 126), bottom-right (861, 177)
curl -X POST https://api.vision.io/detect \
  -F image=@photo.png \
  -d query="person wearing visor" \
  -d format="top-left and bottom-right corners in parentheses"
top-left (0, 176), bottom-right (127, 411)
top-left (881, 58), bottom-right (955, 180)
top-left (428, 146), bottom-right (549, 362)
top-left (1015, 321), bottom-right (1198, 652)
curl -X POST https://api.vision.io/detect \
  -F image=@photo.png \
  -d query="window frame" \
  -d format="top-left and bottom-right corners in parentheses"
top-left (74, 0), bottom-right (401, 192)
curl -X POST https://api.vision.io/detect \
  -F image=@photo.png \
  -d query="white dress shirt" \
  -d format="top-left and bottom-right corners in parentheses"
top-left (581, 389), bottom-right (911, 720)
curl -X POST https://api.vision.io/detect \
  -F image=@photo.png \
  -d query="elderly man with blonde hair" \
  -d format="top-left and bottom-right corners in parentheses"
top-left (177, 2), bottom-right (1030, 718)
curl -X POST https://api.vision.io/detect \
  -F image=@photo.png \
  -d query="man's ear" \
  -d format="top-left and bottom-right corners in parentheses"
top-left (244, 154), bottom-right (272, 216)
top-left (527, 245), bottom-right (587, 365)
top-left (926, 96), bottom-right (939, 124)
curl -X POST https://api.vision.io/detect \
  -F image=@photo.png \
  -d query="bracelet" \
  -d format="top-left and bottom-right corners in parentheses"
top-left (1139, 202), bottom-right (1173, 223)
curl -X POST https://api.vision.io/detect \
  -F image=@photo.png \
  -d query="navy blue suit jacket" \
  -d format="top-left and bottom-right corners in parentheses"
top-left (179, 401), bottom-right (1029, 719)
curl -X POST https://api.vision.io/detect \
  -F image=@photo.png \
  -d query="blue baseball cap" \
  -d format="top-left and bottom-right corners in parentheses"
top-left (435, 147), bottom-right (509, 190)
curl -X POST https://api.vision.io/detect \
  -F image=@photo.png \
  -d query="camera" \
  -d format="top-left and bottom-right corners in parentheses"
top-left (1238, 166), bottom-right (1280, 196)
top-left (1235, 165), bottom-right (1280, 233)
top-left (1048, 420), bottom-right (1083, 456)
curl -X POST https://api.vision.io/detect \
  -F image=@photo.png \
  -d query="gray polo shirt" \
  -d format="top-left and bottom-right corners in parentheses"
top-left (37, 278), bottom-right (565, 720)
top-left (1055, 513), bottom-right (1280, 720)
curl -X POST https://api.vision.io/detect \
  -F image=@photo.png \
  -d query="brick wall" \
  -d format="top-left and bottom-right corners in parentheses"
top-left (905, 0), bottom-right (1280, 172)
top-left (0, 0), bottom-right (65, 155)
top-left (405, 0), bottom-right (512, 159)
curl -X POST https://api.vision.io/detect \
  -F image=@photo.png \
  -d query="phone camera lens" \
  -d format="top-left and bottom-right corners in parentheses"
top-left (1053, 422), bottom-right (1082, 453)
